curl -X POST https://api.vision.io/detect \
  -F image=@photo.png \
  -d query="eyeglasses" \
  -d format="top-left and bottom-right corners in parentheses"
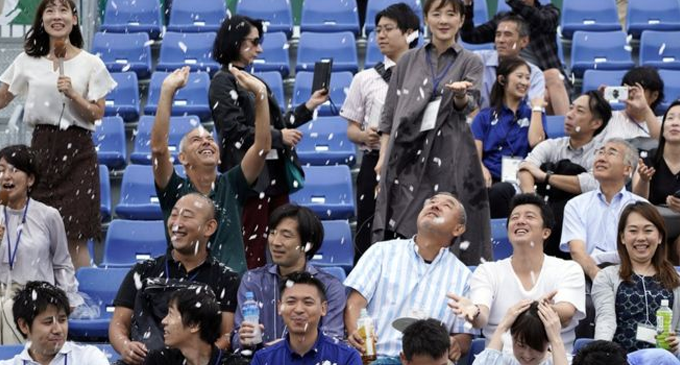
top-left (244, 37), bottom-right (262, 47)
top-left (595, 148), bottom-right (620, 157)
top-left (375, 25), bottom-right (397, 35)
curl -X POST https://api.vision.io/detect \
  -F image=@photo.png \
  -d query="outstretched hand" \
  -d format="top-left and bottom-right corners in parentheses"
top-left (230, 66), bottom-right (267, 98)
top-left (162, 66), bottom-right (190, 91)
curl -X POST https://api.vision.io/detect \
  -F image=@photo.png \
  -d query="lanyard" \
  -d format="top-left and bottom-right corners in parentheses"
top-left (214, 349), bottom-right (223, 364)
top-left (425, 50), bottom-right (455, 99)
top-left (164, 259), bottom-right (200, 282)
top-left (4, 199), bottom-right (30, 271)
top-left (23, 354), bottom-right (66, 365)
top-left (492, 111), bottom-right (522, 157)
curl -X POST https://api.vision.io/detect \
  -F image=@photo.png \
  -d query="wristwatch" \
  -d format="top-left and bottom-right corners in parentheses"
top-left (545, 171), bottom-right (553, 185)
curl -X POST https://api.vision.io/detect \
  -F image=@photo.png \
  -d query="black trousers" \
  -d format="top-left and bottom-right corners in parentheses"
top-left (488, 181), bottom-right (516, 218)
top-left (355, 150), bottom-right (379, 264)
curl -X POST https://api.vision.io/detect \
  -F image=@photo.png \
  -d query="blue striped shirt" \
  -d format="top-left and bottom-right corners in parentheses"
top-left (344, 238), bottom-right (476, 357)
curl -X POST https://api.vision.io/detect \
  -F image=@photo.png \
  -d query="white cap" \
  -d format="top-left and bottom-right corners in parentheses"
top-left (662, 299), bottom-right (670, 307)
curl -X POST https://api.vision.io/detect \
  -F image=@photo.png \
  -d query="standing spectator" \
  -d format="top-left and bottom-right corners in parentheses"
top-left (341, 3), bottom-right (420, 262)
top-left (210, 15), bottom-right (328, 269)
top-left (0, 0), bottom-right (116, 269)
top-left (373, 0), bottom-right (491, 265)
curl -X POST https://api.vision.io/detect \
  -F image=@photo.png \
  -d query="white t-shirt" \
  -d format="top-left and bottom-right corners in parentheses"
top-left (470, 255), bottom-right (586, 356)
top-left (0, 50), bottom-right (116, 131)
top-left (0, 341), bottom-right (109, 364)
top-left (595, 110), bottom-right (660, 143)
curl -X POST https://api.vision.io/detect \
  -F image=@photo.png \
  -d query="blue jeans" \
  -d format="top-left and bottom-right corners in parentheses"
top-left (370, 357), bottom-right (402, 365)
top-left (628, 348), bottom-right (680, 365)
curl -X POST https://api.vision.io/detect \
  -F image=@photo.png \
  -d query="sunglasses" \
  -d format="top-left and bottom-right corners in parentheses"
top-left (244, 37), bottom-right (262, 47)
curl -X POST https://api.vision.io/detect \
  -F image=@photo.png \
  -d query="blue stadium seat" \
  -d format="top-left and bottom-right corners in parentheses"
top-left (496, 0), bottom-right (511, 14)
top-left (100, 0), bottom-right (163, 39)
top-left (490, 218), bottom-right (512, 260)
top-left (473, 0), bottom-right (488, 25)
top-left (546, 115), bottom-right (566, 139)
top-left (100, 165), bottom-right (112, 222)
top-left (466, 338), bottom-right (486, 364)
top-left (573, 338), bottom-right (594, 354)
top-left (301, 0), bottom-right (360, 35)
top-left (627, 0), bottom-right (680, 38)
top-left (640, 31), bottom-right (680, 70)
top-left (156, 32), bottom-right (220, 74)
top-left (168, 0), bottom-right (226, 32)
top-left (0, 345), bottom-right (23, 359)
top-left (145, 71), bottom-right (212, 120)
top-left (101, 220), bottom-right (167, 267)
top-left (296, 116), bottom-right (357, 166)
top-left (130, 115), bottom-right (201, 165)
top-left (105, 72), bottom-right (140, 122)
top-left (92, 32), bottom-right (152, 79)
top-left (462, 40), bottom-right (494, 51)
top-left (68, 267), bottom-right (129, 338)
top-left (115, 164), bottom-right (163, 220)
top-left (292, 71), bottom-right (353, 116)
top-left (236, 0), bottom-right (294, 38)
top-left (254, 71), bottom-right (286, 112)
top-left (581, 70), bottom-right (626, 110)
top-left (93, 116), bottom-right (127, 170)
top-left (570, 31), bottom-right (634, 77)
top-left (364, 0), bottom-right (422, 34)
top-left (250, 32), bottom-right (290, 77)
top-left (290, 165), bottom-right (355, 219)
top-left (560, 0), bottom-right (620, 39)
top-left (93, 343), bottom-right (122, 363)
top-left (297, 32), bottom-right (358, 74)
top-left (320, 266), bottom-right (347, 281)
top-left (311, 220), bottom-right (354, 273)
top-left (657, 69), bottom-right (680, 114)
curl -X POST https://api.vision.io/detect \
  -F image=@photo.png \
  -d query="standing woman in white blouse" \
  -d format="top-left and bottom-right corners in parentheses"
top-left (0, 145), bottom-right (82, 344)
top-left (0, 0), bottom-right (116, 269)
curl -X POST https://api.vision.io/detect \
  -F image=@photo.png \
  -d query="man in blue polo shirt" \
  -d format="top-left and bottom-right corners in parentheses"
top-left (250, 272), bottom-right (361, 365)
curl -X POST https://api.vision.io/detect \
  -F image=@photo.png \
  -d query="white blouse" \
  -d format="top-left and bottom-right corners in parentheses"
top-left (0, 50), bottom-right (116, 131)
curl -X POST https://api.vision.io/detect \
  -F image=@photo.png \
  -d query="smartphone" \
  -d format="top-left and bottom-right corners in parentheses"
top-left (674, 189), bottom-right (680, 198)
top-left (604, 86), bottom-right (629, 103)
top-left (311, 58), bottom-right (333, 95)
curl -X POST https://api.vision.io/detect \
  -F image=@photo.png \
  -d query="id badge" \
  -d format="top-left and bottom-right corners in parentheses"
top-left (501, 156), bottom-right (523, 184)
top-left (367, 97), bottom-right (384, 129)
top-left (265, 149), bottom-right (279, 160)
top-left (636, 323), bottom-right (657, 345)
top-left (420, 98), bottom-right (441, 132)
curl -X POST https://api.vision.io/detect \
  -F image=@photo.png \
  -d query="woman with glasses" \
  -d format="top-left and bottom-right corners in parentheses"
top-left (210, 15), bottom-right (328, 269)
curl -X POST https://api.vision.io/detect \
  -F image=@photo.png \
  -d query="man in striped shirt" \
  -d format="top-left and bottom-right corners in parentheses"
top-left (344, 193), bottom-right (476, 364)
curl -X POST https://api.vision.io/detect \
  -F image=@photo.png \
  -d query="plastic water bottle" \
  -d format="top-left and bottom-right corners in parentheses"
top-left (357, 308), bottom-right (376, 364)
top-left (242, 292), bottom-right (262, 346)
top-left (656, 299), bottom-right (673, 350)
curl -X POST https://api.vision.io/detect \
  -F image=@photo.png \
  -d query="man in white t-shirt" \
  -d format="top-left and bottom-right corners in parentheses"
top-left (448, 193), bottom-right (585, 355)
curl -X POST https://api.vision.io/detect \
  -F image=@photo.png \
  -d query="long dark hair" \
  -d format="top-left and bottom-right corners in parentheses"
top-left (617, 201), bottom-right (680, 290)
top-left (212, 15), bottom-right (263, 66)
top-left (489, 56), bottom-right (529, 115)
top-left (24, 0), bottom-right (83, 57)
top-left (652, 100), bottom-right (680, 170)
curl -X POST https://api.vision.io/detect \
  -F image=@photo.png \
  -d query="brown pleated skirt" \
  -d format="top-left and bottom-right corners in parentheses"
top-left (30, 124), bottom-right (101, 242)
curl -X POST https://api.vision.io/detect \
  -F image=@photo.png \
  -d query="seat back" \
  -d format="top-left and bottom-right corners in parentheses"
top-left (101, 220), bottom-right (168, 267)
top-left (365, 0), bottom-right (421, 34)
top-left (301, 0), bottom-right (360, 34)
top-left (254, 71), bottom-right (286, 111)
top-left (157, 32), bottom-right (219, 73)
top-left (118, 164), bottom-right (159, 205)
top-left (570, 31), bottom-right (634, 76)
top-left (560, 0), bottom-right (620, 38)
top-left (296, 116), bottom-right (356, 165)
top-left (145, 71), bottom-right (211, 118)
top-left (640, 30), bottom-right (680, 69)
top-left (92, 32), bottom-right (152, 78)
top-left (627, 0), bottom-right (680, 37)
top-left (251, 32), bottom-right (290, 77)
top-left (168, 0), bottom-right (226, 32)
top-left (93, 116), bottom-right (127, 168)
top-left (0, 345), bottom-right (24, 360)
top-left (105, 72), bottom-right (140, 121)
top-left (296, 32), bottom-right (358, 73)
top-left (132, 115), bottom-right (200, 164)
top-left (290, 165), bottom-right (355, 219)
top-left (76, 267), bottom-right (130, 318)
top-left (236, 0), bottom-right (294, 37)
top-left (102, 0), bottom-right (163, 37)
top-left (490, 218), bottom-right (512, 260)
top-left (292, 71), bottom-right (353, 116)
top-left (99, 165), bottom-right (112, 222)
top-left (311, 220), bottom-right (354, 272)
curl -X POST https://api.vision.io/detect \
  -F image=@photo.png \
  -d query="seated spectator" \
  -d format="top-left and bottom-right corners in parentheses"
top-left (143, 286), bottom-right (230, 365)
top-left (250, 272), bottom-right (361, 365)
top-left (592, 202), bottom-right (680, 354)
top-left (461, 0), bottom-right (569, 115)
top-left (152, 66), bottom-right (271, 275)
top-left (633, 100), bottom-right (680, 263)
top-left (399, 318), bottom-right (451, 365)
top-left (346, 193), bottom-right (476, 364)
top-left (449, 194), bottom-right (585, 355)
top-left (472, 301), bottom-right (568, 365)
top-left (476, 14), bottom-right (545, 110)
top-left (0, 281), bottom-right (108, 364)
top-left (233, 204), bottom-right (346, 351)
top-left (471, 56), bottom-right (546, 218)
top-left (573, 340), bottom-right (680, 365)
top-left (561, 138), bottom-right (647, 280)
top-left (109, 193), bottom-right (240, 365)
top-left (0, 144), bottom-right (82, 344)
top-left (597, 66), bottom-right (664, 142)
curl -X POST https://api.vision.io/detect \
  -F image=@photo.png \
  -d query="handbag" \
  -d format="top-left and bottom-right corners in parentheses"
top-left (284, 156), bottom-right (305, 193)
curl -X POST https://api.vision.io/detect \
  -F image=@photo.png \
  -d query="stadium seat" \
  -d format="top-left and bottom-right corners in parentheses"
top-left (297, 32), bottom-right (358, 74)
top-left (115, 164), bottom-right (163, 220)
top-left (250, 32), bottom-right (290, 78)
top-left (100, 165), bottom-right (112, 222)
top-left (560, 0), bottom-right (620, 39)
top-left (301, 0), bottom-right (360, 35)
top-left (101, 220), bottom-right (167, 267)
top-left (144, 71), bottom-right (212, 120)
top-left (130, 115), bottom-right (201, 165)
top-left (320, 266), bottom-right (347, 281)
top-left (92, 32), bottom-right (152, 79)
top-left (461, 40), bottom-right (494, 51)
top-left (545, 115), bottom-right (566, 139)
top-left (290, 165), bottom-right (355, 220)
top-left (93, 116), bottom-right (127, 170)
top-left (364, 0), bottom-right (422, 34)
top-left (573, 338), bottom-right (594, 354)
top-left (466, 338), bottom-right (486, 364)
top-left (156, 32), bottom-right (220, 74)
top-left (496, 0), bottom-right (511, 14)
top-left (570, 31), bottom-right (634, 77)
top-left (105, 72), bottom-right (140, 122)
top-left (581, 70), bottom-right (626, 110)
top-left (296, 116), bottom-right (357, 166)
top-left (490, 218), bottom-right (512, 260)
top-left (640, 31), bottom-right (680, 70)
top-left (236, 0), bottom-right (294, 38)
top-left (254, 71), bottom-right (286, 112)
top-left (311, 220), bottom-right (354, 273)
top-left (473, 0), bottom-right (488, 25)
top-left (0, 345), bottom-right (23, 359)
top-left (93, 343), bottom-right (122, 363)
top-left (68, 267), bottom-right (129, 339)
top-left (657, 69), bottom-right (680, 114)
top-left (627, 0), bottom-right (680, 38)
top-left (168, 0), bottom-right (226, 32)
top-left (292, 71), bottom-right (353, 116)
top-left (100, 0), bottom-right (163, 39)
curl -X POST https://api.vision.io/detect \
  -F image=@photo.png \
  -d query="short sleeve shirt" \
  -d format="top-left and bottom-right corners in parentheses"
top-left (643, 149), bottom-right (680, 205)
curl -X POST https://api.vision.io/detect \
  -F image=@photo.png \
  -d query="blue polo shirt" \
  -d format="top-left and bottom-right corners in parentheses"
top-left (250, 333), bottom-right (362, 365)
top-left (471, 103), bottom-right (546, 180)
